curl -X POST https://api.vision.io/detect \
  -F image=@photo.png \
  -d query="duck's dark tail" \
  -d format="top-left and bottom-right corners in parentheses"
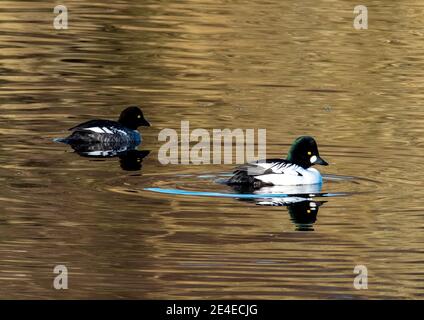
top-left (53, 137), bottom-right (70, 144)
top-left (227, 170), bottom-right (256, 185)
top-left (53, 131), bottom-right (91, 144)
top-left (227, 171), bottom-right (267, 192)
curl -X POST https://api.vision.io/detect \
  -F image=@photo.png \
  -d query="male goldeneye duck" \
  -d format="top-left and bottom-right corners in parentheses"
top-left (227, 136), bottom-right (328, 188)
top-left (56, 106), bottom-right (150, 146)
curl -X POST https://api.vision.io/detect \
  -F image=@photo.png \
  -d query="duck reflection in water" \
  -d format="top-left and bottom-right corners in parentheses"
top-left (257, 197), bottom-right (326, 231)
top-left (68, 142), bottom-right (150, 171)
top-left (229, 183), bottom-right (326, 231)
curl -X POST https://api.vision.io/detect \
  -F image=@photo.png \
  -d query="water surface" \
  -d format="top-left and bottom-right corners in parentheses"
top-left (1, 0), bottom-right (424, 299)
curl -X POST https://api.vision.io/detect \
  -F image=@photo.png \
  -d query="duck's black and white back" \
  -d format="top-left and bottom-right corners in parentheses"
top-left (64, 120), bottom-right (141, 145)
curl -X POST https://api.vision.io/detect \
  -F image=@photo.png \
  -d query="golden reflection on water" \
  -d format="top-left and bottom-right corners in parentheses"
top-left (1, 0), bottom-right (424, 298)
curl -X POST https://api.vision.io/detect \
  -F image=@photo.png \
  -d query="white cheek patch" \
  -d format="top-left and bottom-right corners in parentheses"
top-left (310, 155), bottom-right (317, 163)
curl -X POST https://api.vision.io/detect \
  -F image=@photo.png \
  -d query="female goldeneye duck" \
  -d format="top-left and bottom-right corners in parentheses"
top-left (57, 106), bottom-right (150, 145)
top-left (227, 136), bottom-right (328, 188)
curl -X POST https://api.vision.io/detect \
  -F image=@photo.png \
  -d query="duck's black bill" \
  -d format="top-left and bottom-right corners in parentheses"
top-left (141, 119), bottom-right (150, 126)
top-left (315, 156), bottom-right (328, 166)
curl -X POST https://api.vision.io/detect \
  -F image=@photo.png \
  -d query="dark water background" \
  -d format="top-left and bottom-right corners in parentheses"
top-left (1, 0), bottom-right (424, 298)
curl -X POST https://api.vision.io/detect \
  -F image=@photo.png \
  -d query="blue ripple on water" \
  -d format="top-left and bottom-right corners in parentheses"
top-left (144, 188), bottom-right (350, 199)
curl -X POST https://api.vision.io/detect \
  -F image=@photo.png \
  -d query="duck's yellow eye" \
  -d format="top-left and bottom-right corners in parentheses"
top-left (137, 115), bottom-right (141, 118)
top-left (307, 210), bottom-right (311, 214)
top-left (307, 151), bottom-right (312, 155)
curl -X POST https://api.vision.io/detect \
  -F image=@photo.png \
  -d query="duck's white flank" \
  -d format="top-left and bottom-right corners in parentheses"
top-left (254, 164), bottom-right (323, 186)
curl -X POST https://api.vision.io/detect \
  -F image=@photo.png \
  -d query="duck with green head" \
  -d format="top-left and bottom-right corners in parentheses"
top-left (228, 136), bottom-right (328, 188)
